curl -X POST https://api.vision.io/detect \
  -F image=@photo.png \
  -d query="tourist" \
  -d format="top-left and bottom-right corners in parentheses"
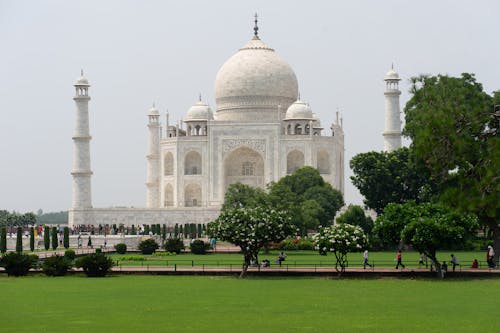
top-left (278, 252), bottom-right (286, 267)
top-left (77, 233), bottom-right (82, 248)
top-left (363, 249), bottom-right (371, 269)
top-left (450, 254), bottom-right (460, 272)
top-left (471, 259), bottom-right (479, 269)
top-left (486, 245), bottom-right (495, 268)
top-left (87, 235), bottom-right (92, 249)
top-left (418, 253), bottom-right (427, 268)
top-left (395, 250), bottom-right (405, 269)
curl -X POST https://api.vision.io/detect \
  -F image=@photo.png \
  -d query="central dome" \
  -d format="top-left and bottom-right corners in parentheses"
top-left (214, 36), bottom-right (299, 122)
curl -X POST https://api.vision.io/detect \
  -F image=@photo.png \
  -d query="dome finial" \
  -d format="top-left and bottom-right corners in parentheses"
top-left (391, 62), bottom-right (394, 70)
top-left (298, 91), bottom-right (301, 100)
top-left (81, 69), bottom-right (84, 76)
top-left (253, 13), bottom-right (259, 38)
top-left (199, 92), bottom-right (202, 102)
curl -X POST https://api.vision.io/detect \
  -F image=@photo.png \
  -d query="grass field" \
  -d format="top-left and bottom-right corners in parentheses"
top-left (109, 250), bottom-right (486, 269)
top-left (1, 275), bottom-right (499, 332)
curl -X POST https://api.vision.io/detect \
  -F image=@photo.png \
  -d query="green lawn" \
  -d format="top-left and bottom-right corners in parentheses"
top-left (0, 275), bottom-right (498, 332)
top-left (110, 250), bottom-right (486, 269)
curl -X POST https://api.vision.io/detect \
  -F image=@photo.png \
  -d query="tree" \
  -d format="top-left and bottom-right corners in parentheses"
top-left (51, 227), bottom-right (58, 250)
top-left (336, 205), bottom-right (374, 236)
top-left (63, 227), bottom-right (70, 249)
top-left (161, 224), bottom-right (167, 242)
top-left (174, 224), bottom-right (179, 238)
top-left (404, 73), bottom-right (499, 262)
top-left (222, 182), bottom-right (268, 210)
top-left (43, 226), bottom-right (50, 250)
top-left (30, 227), bottom-right (35, 251)
top-left (20, 212), bottom-right (37, 227)
top-left (16, 227), bottom-right (23, 253)
top-left (0, 227), bottom-right (7, 253)
top-left (313, 224), bottom-right (367, 274)
top-left (208, 207), bottom-right (295, 277)
top-left (350, 148), bottom-right (434, 214)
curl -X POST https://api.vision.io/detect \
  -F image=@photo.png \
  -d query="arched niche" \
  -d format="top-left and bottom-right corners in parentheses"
top-left (164, 152), bottom-right (174, 176)
top-left (164, 183), bottom-right (174, 207)
top-left (224, 147), bottom-right (264, 190)
top-left (184, 151), bottom-right (202, 175)
top-left (317, 150), bottom-right (330, 174)
top-left (184, 183), bottom-right (201, 207)
top-left (287, 150), bottom-right (304, 174)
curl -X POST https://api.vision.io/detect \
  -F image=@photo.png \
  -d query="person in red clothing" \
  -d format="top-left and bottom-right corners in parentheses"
top-left (471, 259), bottom-right (479, 269)
top-left (395, 250), bottom-right (405, 269)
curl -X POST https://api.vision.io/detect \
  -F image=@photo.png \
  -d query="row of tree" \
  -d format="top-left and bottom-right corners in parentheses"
top-left (0, 226), bottom-right (70, 253)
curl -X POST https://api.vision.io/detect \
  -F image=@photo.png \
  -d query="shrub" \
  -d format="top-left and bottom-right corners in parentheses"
top-left (115, 243), bottom-right (127, 254)
top-left (138, 239), bottom-right (159, 254)
top-left (42, 254), bottom-right (72, 276)
top-left (44, 226), bottom-right (50, 250)
top-left (63, 227), bottom-right (70, 249)
top-left (75, 253), bottom-right (114, 277)
top-left (275, 238), bottom-right (315, 251)
top-left (95, 248), bottom-right (102, 254)
top-left (0, 252), bottom-right (38, 276)
top-left (0, 227), bottom-right (7, 253)
top-left (30, 227), bottom-right (35, 252)
top-left (64, 249), bottom-right (76, 261)
top-left (152, 252), bottom-right (176, 257)
top-left (131, 225), bottom-right (136, 235)
top-left (51, 227), bottom-right (58, 250)
top-left (190, 240), bottom-right (209, 254)
top-left (164, 238), bottom-right (185, 254)
top-left (16, 227), bottom-right (23, 253)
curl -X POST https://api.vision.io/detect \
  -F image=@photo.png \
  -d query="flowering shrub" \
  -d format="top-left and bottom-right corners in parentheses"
top-left (313, 223), bottom-right (367, 273)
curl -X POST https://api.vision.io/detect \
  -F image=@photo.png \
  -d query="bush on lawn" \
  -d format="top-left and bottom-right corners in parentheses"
top-left (75, 253), bottom-right (114, 277)
top-left (164, 238), bottom-right (184, 254)
top-left (0, 252), bottom-right (38, 276)
top-left (64, 249), bottom-right (76, 261)
top-left (275, 238), bottom-right (315, 251)
top-left (95, 248), bottom-right (102, 254)
top-left (190, 240), bottom-right (209, 254)
top-left (115, 243), bottom-right (127, 254)
top-left (138, 239), bottom-right (159, 254)
top-left (42, 254), bottom-right (72, 276)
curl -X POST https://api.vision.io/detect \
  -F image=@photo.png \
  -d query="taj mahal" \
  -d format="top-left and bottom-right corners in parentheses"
top-left (68, 17), bottom-right (402, 227)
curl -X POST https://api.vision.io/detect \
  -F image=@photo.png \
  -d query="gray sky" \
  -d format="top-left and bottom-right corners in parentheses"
top-left (1, 0), bottom-right (499, 213)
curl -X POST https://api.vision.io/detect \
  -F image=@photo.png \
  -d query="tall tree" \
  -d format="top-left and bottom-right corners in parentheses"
top-left (404, 73), bottom-right (499, 261)
top-left (336, 205), bottom-right (374, 236)
top-left (350, 147), bottom-right (434, 214)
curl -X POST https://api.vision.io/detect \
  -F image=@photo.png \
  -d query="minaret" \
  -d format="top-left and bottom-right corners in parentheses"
top-left (146, 104), bottom-right (161, 208)
top-left (383, 65), bottom-right (402, 152)
top-left (71, 70), bottom-right (93, 209)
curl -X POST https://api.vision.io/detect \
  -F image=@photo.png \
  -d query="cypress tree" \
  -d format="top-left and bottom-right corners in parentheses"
top-left (174, 224), bottom-right (179, 238)
top-left (16, 226), bottom-right (23, 253)
top-left (162, 224), bottom-right (167, 241)
top-left (51, 227), bottom-right (58, 250)
top-left (30, 227), bottom-right (35, 252)
top-left (144, 224), bottom-right (150, 235)
top-left (131, 225), bottom-right (136, 235)
top-left (179, 225), bottom-right (184, 239)
top-left (156, 224), bottom-right (161, 236)
top-left (44, 226), bottom-right (50, 250)
top-left (63, 227), bottom-right (70, 249)
top-left (0, 227), bottom-right (7, 253)
top-left (197, 224), bottom-right (202, 238)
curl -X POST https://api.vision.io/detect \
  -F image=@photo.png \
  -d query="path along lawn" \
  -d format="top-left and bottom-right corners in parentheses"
top-left (0, 275), bottom-right (499, 333)
top-left (110, 250), bottom-right (487, 268)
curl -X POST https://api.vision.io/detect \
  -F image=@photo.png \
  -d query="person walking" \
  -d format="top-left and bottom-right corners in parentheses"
top-left (363, 249), bottom-right (372, 269)
top-left (87, 235), bottom-right (92, 249)
top-left (487, 245), bottom-right (495, 268)
top-left (395, 250), bottom-right (405, 269)
top-left (450, 254), bottom-right (460, 272)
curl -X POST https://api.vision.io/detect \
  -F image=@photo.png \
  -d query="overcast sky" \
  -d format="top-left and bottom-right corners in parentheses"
top-left (1, 0), bottom-right (498, 213)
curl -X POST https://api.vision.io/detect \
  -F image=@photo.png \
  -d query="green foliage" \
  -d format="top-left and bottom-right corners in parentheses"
top-left (221, 182), bottom-right (267, 210)
top-left (161, 224), bottom-right (167, 241)
top-left (0, 252), bottom-right (38, 276)
top-left (197, 224), bottom-right (202, 238)
top-left (275, 238), bottom-right (315, 251)
top-left (75, 253), bottom-right (114, 277)
top-left (30, 227), bottom-right (35, 251)
top-left (95, 248), bottom-right (102, 254)
top-left (179, 225), bottom-right (184, 238)
top-left (16, 226), bottom-right (23, 253)
top-left (44, 226), bottom-right (50, 250)
top-left (114, 243), bottom-right (127, 254)
top-left (190, 240), bottom-right (209, 254)
top-left (36, 211), bottom-right (68, 225)
top-left (51, 227), bottom-right (58, 250)
top-left (404, 73), bottom-right (499, 254)
top-left (174, 224), bottom-right (179, 238)
top-left (42, 254), bottom-right (72, 276)
top-left (164, 238), bottom-right (185, 254)
top-left (144, 225), bottom-right (150, 235)
top-left (138, 238), bottom-right (159, 254)
top-left (209, 206), bottom-right (295, 275)
top-left (336, 205), bottom-right (374, 235)
top-left (0, 227), bottom-right (6, 253)
top-left (63, 227), bottom-right (69, 249)
top-left (64, 249), bottom-right (76, 261)
top-left (131, 225), bottom-right (136, 235)
top-left (350, 148), bottom-right (434, 214)
top-left (314, 223), bottom-right (367, 273)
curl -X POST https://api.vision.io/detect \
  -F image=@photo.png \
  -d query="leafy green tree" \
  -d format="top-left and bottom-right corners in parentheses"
top-left (138, 239), bottom-right (159, 255)
top-left (51, 227), bottom-right (58, 250)
top-left (300, 200), bottom-right (324, 233)
top-left (63, 227), bottom-right (70, 249)
top-left (336, 205), bottom-right (374, 236)
top-left (404, 73), bottom-right (499, 261)
top-left (208, 207), bottom-right (294, 277)
top-left (16, 227), bottom-right (23, 253)
top-left (313, 223), bottom-right (367, 274)
top-left (350, 148), bottom-right (434, 214)
top-left (30, 227), bottom-right (35, 251)
top-left (221, 182), bottom-right (267, 210)
top-left (43, 226), bottom-right (50, 250)
top-left (0, 227), bottom-right (6, 253)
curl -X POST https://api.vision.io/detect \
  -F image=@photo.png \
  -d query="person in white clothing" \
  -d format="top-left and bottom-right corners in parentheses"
top-left (363, 249), bottom-right (372, 269)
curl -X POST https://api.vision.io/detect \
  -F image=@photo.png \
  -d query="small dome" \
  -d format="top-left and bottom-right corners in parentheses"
top-left (148, 105), bottom-right (159, 116)
top-left (285, 100), bottom-right (313, 120)
top-left (75, 70), bottom-right (90, 86)
top-left (186, 100), bottom-right (213, 121)
top-left (384, 68), bottom-right (400, 81)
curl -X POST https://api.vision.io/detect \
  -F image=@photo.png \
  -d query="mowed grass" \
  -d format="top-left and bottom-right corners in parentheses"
top-left (1, 275), bottom-right (498, 333)
top-left (110, 250), bottom-right (486, 268)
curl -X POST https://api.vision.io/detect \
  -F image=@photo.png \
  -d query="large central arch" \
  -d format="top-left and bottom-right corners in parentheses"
top-left (224, 146), bottom-right (265, 191)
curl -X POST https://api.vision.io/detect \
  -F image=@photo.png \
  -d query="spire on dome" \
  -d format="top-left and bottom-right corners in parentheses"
top-left (199, 93), bottom-right (202, 102)
top-left (81, 69), bottom-right (84, 76)
top-left (253, 13), bottom-right (259, 39)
